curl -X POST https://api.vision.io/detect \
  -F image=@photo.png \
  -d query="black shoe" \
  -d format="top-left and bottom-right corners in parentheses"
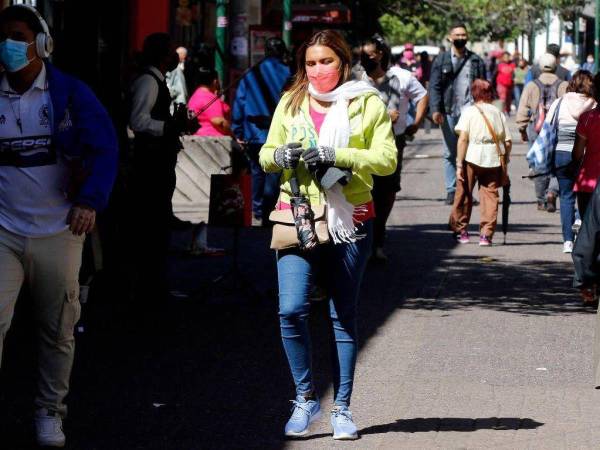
top-left (445, 192), bottom-right (455, 205)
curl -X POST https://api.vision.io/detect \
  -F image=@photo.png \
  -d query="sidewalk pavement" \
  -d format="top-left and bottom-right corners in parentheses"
top-left (1, 121), bottom-right (600, 450)
top-left (285, 121), bottom-right (600, 450)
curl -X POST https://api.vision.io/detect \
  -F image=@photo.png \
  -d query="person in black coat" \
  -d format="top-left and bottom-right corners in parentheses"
top-left (572, 180), bottom-right (600, 387)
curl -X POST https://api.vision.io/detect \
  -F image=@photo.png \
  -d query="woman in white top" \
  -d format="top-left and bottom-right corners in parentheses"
top-left (546, 71), bottom-right (596, 253)
top-left (449, 79), bottom-right (512, 246)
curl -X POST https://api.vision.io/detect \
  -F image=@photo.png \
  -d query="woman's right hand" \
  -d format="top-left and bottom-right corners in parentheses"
top-left (274, 142), bottom-right (303, 169)
top-left (456, 165), bottom-right (465, 183)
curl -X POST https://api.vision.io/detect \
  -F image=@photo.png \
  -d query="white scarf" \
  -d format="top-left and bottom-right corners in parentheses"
top-left (308, 80), bottom-right (380, 244)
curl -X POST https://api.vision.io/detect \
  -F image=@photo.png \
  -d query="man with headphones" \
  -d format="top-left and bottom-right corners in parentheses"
top-left (232, 37), bottom-right (291, 225)
top-left (0, 5), bottom-right (118, 447)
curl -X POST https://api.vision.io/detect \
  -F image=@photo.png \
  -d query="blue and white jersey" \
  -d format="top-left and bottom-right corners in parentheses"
top-left (0, 64), bottom-right (71, 237)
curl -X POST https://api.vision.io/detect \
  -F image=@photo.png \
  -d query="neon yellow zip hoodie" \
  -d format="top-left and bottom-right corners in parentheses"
top-left (259, 91), bottom-right (397, 206)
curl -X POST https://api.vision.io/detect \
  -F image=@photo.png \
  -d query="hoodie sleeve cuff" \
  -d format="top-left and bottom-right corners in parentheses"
top-left (334, 148), bottom-right (354, 169)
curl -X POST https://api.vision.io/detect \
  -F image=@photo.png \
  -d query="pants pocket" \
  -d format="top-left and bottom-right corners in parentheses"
top-left (57, 285), bottom-right (81, 342)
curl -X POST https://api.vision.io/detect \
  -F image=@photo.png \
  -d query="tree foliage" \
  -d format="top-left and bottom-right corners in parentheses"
top-left (378, 0), bottom-right (587, 45)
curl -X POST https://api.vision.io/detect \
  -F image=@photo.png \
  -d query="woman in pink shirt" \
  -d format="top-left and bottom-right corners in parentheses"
top-left (573, 74), bottom-right (600, 218)
top-left (187, 68), bottom-right (231, 137)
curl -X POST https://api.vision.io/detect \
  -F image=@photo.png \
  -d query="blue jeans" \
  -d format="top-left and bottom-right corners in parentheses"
top-left (555, 151), bottom-right (576, 242)
top-left (247, 143), bottom-right (280, 220)
top-left (441, 114), bottom-right (460, 193)
top-left (277, 220), bottom-right (373, 406)
top-left (513, 84), bottom-right (524, 109)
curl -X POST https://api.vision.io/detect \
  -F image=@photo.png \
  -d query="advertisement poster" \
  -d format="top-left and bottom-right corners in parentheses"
top-left (249, 27), bottom-right (281, 66)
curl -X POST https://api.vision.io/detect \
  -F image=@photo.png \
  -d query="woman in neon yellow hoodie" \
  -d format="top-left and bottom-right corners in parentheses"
top-left (260, 30), bottom-right (396, 440)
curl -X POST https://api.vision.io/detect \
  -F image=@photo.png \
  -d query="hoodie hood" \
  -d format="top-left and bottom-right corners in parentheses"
top-left (561, 92), bottom-right (597, 121)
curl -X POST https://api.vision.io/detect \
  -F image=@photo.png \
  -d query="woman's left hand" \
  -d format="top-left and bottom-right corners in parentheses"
top-left (302, 145), bottom-right (336, 167)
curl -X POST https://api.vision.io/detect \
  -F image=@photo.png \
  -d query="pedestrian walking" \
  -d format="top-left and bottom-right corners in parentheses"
top-left (188, 68), bottom-right (232, 137)
top-left (232, 37), bottom-right (291, 225)
top-left (416, 50), bottom-right (432, 86)
top-left (449, 80), bottom-right (512, 246)
top-left (166, 46), bottom-right (188, 110)
top-left (571, 74), bottom-right (600, 218)
top-left (526, 43), bottom-right (572, 84)
top-left (571, 166), bottom-right (600, 409)
top-left (260, 29), bottom-right (396, 440)
top-left (429, 23), bottom-right (486, 205)
top-left (581, 54), bottom-right (596, 74)
top-left (495, 52), bottom-right (515, 114)
top-left (360, 36), bottom-right (429, 261)
top-left (0, 5), bottom-right (118, 447)
top-left (400, 42), bottom-right (417, 76)
top-left (129, 33), bottom-right (198, 300)
top-left (513, 58), bottom-right (528, 108)
top-left (545, 71), bottom-right (596, 253)
top-left (516, 53), bottom-right (567, 212)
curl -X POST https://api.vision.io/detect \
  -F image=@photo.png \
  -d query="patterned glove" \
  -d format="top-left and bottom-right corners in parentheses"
top-left (301, 145), bottom-right (336, 167)
top-left (274, 142), bottom-right (303, 169)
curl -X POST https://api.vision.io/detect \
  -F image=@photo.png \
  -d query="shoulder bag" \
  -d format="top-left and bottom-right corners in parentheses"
top-left (269, 173), bottom-right (330, 251)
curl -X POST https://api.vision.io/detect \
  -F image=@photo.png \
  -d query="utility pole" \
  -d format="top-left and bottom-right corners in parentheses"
top-left (546, 9), bottom-right (551, 48)
top-left (596, 0), bottom-right (600, 67)
top-left (282, 0), bottom-right (292, 48)
top-left (574, 15), bottom-right (579, 62)
top-left (215, 0), bottom-right (229, 85)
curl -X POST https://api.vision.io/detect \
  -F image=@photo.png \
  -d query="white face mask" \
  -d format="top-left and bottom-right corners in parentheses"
top-left (588, 58), bottom-right (594, 64)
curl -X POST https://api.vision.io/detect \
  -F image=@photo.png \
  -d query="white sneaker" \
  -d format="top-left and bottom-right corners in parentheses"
top-left (563, 241), bottom-right (574, 253)
top-left (35, 409), bottom-right (66, 448)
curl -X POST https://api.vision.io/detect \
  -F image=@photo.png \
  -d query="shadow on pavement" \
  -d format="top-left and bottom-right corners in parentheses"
top-left (0, 215), bottom-right (579, 449)
top-left (359, 417), bottom-right (545, 434)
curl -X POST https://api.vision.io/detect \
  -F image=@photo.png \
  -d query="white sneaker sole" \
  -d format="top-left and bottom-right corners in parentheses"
top-left (285, 409), bottom-right (322, 437)
top-left (36, 438), bottom-right (65, 448)
top-left (333, 431), bottom-right (359, 440)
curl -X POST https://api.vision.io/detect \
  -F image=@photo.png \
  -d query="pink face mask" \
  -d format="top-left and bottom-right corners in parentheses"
top-left (306, 64), bottom-right (340, 93)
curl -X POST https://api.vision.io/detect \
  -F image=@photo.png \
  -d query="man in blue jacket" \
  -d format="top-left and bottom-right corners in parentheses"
top-left (0, 5), bottom-right (118, 447)
top-left (232, 37), bottom-right (290, 224)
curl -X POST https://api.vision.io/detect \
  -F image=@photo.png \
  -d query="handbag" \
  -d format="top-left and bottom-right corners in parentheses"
top-left (474, 104), bottom-right (510, 187)
top-left (527, 99), bottom-right (562, 174)
top-left (269, 173), bottom-right (330, 251)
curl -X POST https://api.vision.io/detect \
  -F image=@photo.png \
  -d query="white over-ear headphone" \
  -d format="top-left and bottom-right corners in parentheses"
top-left (12, 4), bottom-right (53, 58)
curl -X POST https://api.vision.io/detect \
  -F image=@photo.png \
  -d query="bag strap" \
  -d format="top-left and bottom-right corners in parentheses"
top-left (474, 104), bottom-right (504, 159)
top-left (251, 62), bottom-right (278, 115)
top-left (450, 52), bottom-right (472, 82)
top-left (289, 170), bottom-right (302, 197)
top-left (551, 98), bottom-right (563, 126)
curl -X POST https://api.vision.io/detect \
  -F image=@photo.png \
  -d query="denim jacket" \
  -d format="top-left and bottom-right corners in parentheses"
top-left (428, 49), bottom-right (486, 115)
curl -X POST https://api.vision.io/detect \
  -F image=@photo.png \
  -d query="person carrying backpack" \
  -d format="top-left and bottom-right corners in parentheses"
top-left (516, 53), bottom-right (567, 211)
top-left (232, 37), bottom-right (291, 225)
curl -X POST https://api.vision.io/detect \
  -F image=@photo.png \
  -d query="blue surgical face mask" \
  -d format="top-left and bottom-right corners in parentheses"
top-left (0, 39), bottom-right (34, 73)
